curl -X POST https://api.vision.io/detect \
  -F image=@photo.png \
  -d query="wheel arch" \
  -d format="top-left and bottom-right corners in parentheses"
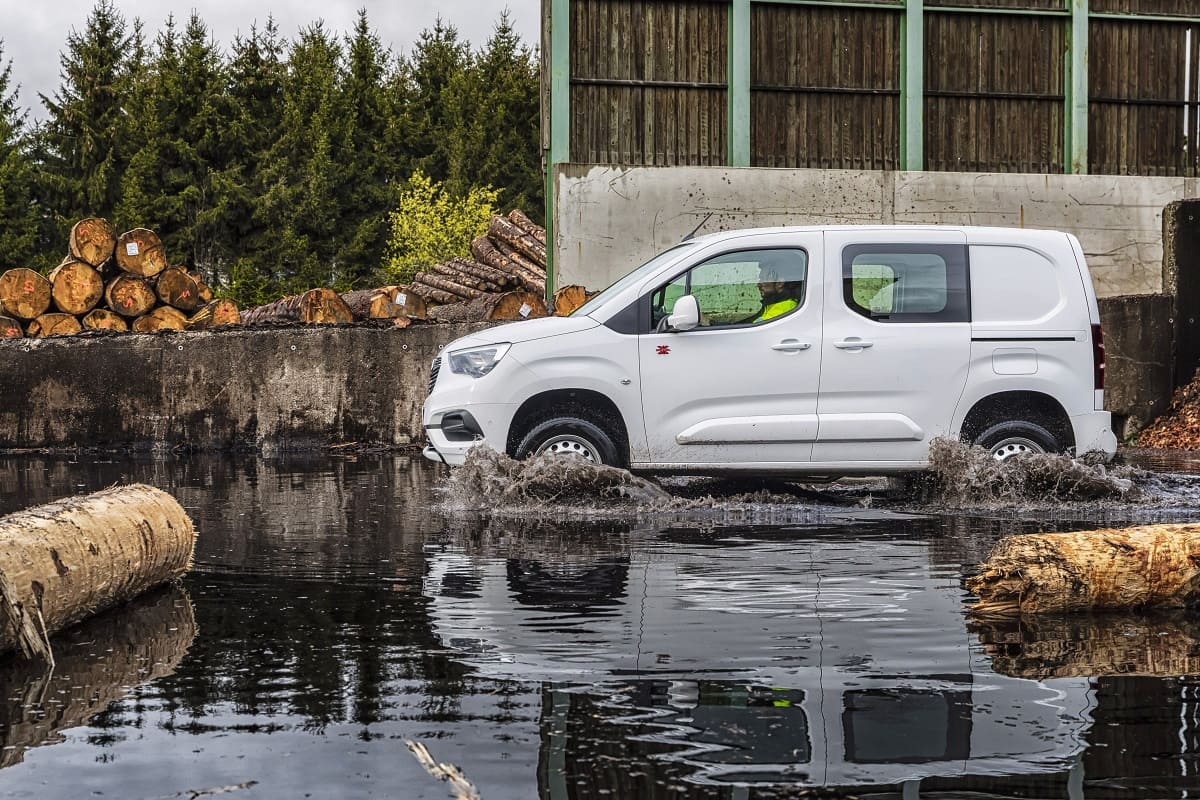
top-left (506, 388), bottom-right (630, 463)
top-left (958, 390), bottom-right (1076, 451)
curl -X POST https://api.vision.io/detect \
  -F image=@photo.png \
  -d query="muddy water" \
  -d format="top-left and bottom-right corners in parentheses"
top-left (0, 452), bottom-right (1199, 798)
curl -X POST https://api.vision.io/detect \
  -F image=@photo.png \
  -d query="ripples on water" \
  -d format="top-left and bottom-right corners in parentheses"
top-left (0, 450), bottom-right (1200, 798)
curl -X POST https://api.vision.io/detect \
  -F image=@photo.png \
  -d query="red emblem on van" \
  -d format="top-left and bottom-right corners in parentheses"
top-left (656, 345), bottom-right (670, 355)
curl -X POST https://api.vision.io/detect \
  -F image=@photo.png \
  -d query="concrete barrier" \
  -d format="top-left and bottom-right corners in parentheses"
top-left (1098, 295), bottom-right (1174, 438)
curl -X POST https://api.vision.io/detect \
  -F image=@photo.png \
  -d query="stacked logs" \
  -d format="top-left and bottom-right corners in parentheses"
top-left (0, 218), bottom-right (237, 339)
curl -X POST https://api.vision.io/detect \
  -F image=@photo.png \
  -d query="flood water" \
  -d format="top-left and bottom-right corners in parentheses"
top-left (1, 452), bottom-right (1200, 798)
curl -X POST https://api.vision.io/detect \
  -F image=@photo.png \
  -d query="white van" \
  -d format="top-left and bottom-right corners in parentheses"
top-left (423, 226), bottom-right (1117, 473)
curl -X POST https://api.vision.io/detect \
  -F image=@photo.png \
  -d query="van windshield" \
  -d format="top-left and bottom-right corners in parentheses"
top-left (571, 243), bottom-right (696, 318)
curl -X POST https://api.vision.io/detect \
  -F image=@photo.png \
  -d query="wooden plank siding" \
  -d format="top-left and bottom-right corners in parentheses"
top-left (749, 4), bottom-right (901, 169)
top-left (924, 12), bottom-right (1066, 173)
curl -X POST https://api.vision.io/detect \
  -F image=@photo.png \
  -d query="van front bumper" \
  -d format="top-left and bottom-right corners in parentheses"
top-left (423, 402), bottom-right (516, 466)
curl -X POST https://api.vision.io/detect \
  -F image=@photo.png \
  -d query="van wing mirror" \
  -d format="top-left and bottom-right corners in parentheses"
top-left (666, 294), bottom-right (700, 332)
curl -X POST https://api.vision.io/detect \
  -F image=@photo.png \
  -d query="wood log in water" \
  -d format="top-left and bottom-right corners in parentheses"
top-left (967, 523), bottom-right (1200, 616)
top-left (68, 218), bottom-right (117, 267)
top-left (81, 308), bottom-right (128, 332)
top-left (187, 299), bottom-right (240, 329)
top-left (115, 228), bottom-right (168, 278)
top-left (553, 285), bottom-right (589, 316)
top-left (0, 484), bottom-right (195, 663)
top-left (508, 209), bottom-right (546, 244)
top-left (0, 584), bottom-right (195, 770)
top-left (0, 315), bottom-right (22, 339)
top-left (105, 274), bottom-right (157, 318)
top-left (132, 305), bottom-right (188, 332)
top-left (488, 214), bottom-right (547, 267)
top-left (26, 313), bottom-right (82, 338)
top-left (427, 290), bottom-right (549, 323)
top-left (48, 257), bottom-right (104, 315)
top-left (155, 266), bottom-right (202, 311)
top-left (0, 269), bottom-right (52, 320)
top-left (299, 287), bottom-right (354, 324)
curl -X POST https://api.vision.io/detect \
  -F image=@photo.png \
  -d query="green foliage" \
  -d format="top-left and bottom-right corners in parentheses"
top-left (382, 172), bottom-right (498, 284)
top-left (0, 44), bottom-right (42, 271)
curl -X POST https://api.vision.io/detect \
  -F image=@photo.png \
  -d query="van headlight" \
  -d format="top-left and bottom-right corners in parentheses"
top-left (447, 343), bottom-right (512, 378)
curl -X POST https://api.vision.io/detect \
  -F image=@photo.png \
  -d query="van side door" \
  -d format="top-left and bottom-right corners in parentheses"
top-left (814, 230), bottom-right (971, 465)
top-left (637, 234), bottom-right (824, 468)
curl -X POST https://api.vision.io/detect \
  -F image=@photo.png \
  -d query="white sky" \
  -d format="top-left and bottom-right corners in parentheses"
top-left (0, 0), bottom-right (541, 119)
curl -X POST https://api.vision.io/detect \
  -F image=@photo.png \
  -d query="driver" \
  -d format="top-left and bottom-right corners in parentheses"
top-left (754, 254), bottom-right (800, 322)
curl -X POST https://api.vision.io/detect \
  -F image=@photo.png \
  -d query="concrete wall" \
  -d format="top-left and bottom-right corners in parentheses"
top-left (1097, 295), bottom-right (1174, 437)
top-left (555, 165), bottom-right (1194, 297)
top-left (0, 323), bottom-right (488, 453)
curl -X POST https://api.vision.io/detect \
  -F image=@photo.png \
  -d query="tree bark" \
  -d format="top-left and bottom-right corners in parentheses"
top-left (469, 237), bottom-right (545, 293)
top-left (428, 290), bottom-right (549, 323)
top-left (68, 218), bottom-right (117, 267)
top-left (26, 314), bottom-right (82, 338)
top-left (341, 287), bottom-right (421, 321)
top-left (115, 228), bottom-right (168, 278)
top-left (406, 282), bottom-right (460, 306)
top-left (155, 266), bottom-right (202, 311)
top-left (508, 209), bottom-right (546, 244)
top-left (48, 257), bottom-right (104, 316)
top-left (447, 257), bottom-right (513, 289)
top-left (382, 285), bottom-right (428, 320)
top-left (414, 272), bottom-right (486, 300)
top-left (493, 238), bottom-right (547, 278)
top-left (105, 274), bottom-right (157, 318)
top-left (81, 309), bottom-right (128, 332)
top-left (429, 262), bottom-right (492, 291)
top-left (299, 287), bottom-right (354, 324)
top-left (133, 305), bottom-right (189, 332)
top-left (489, 214), bottom-right (547, 267)
top-left (0, 485), bottom-right (195, 663)
top-left (240, 294), bottom-right (304, 325)
top-left (187, 299), bottom-right (241, 330)
top-left (553, 285), bottom-right (590, 316)
top-left (0, 269), bottom-right (52, 320)
top-left (967, 523), bottom-right (1200, 616)
top-left (0, 315), bottom-right (22, 339)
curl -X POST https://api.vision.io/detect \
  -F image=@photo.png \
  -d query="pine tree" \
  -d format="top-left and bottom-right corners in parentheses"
top-left (407, 19), bottom-right (471, 185)
top-left (0, 43), bottom-right (42, 271)
top-left (38, 0), bottom-right (133, 225)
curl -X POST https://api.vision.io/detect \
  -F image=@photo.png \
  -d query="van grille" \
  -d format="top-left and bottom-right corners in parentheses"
top-left (428, 356), bottom-right (442, 395)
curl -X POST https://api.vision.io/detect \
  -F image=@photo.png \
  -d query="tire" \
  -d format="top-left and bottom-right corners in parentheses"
top-left (515, 416), bottom-right (621, 466)
top-left (974, 420), bottom-right (1061, 462)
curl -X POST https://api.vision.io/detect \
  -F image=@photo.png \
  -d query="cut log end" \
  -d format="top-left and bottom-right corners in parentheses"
top-left (187, 299), bottom-right (240, 330)
top-left (69, 218), bottom-right (118, 267)
top-left (0, 315), bottom-right (23, 339)
top-left (553, 285), bottom-right (589, 316)
top-left (155, 266), bottom-right (202, 311)
top-left (133, 306), bottom-right (189, 332)
top-left (49, 258), bottom-right (104, 316)
top-left (0, 269), bottom-right (53, 320)
top-left (299, 288), bottom-right (354, 325)
top-left (115, 228), bottom-right (168, 278)
top-left (81, 309), bottom-right (128, 332)
top-left (26, 313), bottom-right (82, 338)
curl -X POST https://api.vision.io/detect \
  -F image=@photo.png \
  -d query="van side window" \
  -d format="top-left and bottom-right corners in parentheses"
top-left (842, 243), bottom-right (969, 323)
top-left (650, 248), bottom-right (808, 330)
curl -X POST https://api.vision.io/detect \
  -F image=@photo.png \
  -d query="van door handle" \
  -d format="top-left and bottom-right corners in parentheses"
top-left (771, 339), bottom-right (811, 352)
top-left (834, 338), bottom-right (874, 350)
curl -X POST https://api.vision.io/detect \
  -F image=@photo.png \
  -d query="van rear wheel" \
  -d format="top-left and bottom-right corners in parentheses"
top-left (515, 416), bottom-right (620, 466)
top-left (974, 421), bottom-right (1061, 462)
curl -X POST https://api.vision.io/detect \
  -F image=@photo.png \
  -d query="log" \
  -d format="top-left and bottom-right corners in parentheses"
top-left (383, 285), bottom-right (427, 320)
top-left (115, 228), bottom-right (168, 278)
top-left (508, 209), bottom-right (546, 244)
top-left (429, 262), bottom-right (491, 291)
top-left (155, 266), bottom-right (202, 311)
top-left (971, 611), bottom-right (1200, 679)
top-left (470, 237), bottom-right (545, 293)
top-left (187, 299), bottom-right (240, 329)
top-left (240, 293), bottom-right (304, 325)
top-left (493, 238), bottom-right (548, 279)
top-left (80, 308), bottom-right (128, 332)
top-left (341, 287), bottom-right (411, 321)
top-left (553, 285), bottom-right (590, 316)
top-left (48, 257), bottom-right (104, 315)
top-left (488, 214), bottom-right (547, 267)
top-left (132, 305), bottom-right (189, 332)
top-left (0, 484), bottom-right (195, 663)
top-left (447, 257), bottom-right (513, 289)
top-left (406, 282), bottom-right (459, 307)
top-left (966, 523), bottom-right (1200, 616)
top-left (415, 271), bottom-right (486, 300)
top-left (26, 313), bottom-right (82, 338)
top-left (0, 584), bottom-right (195, 769)
top-left (0, 315), bottom-right (22, 338)
top-left (68, 217), bottom-right (117, 267)
top-left (190, 272), bottom-right (215, 304)
top-left (105, 274), bottom-right (157, 317)
top-left (299, 287), bottom-right (354, 324)
top-left (428, 290), bottom-right (549, 324)
top-left (0, 268), bottom-right (52, 320)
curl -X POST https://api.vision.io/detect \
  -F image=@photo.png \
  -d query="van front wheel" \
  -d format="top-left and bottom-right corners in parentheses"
top-left (515, 417), bottom-right (620, 466)
top-left (974, 421), bottom-right (1061, 462)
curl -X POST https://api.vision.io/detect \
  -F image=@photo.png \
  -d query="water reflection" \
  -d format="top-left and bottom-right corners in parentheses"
top-left (1, 454), bottom-right (1200, 798)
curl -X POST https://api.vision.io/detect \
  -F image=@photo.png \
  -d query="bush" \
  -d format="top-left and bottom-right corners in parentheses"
top-left (381, 171), bottom-right (498, 284)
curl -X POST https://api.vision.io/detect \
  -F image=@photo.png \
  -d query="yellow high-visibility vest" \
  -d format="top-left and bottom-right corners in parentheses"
top-left (756, 298), bottom-right (798, 322)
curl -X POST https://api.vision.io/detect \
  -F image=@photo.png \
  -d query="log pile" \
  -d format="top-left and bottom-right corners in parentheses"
top-left (1138, 368), bottom-right (1200, 449)
top-left (0, 218), bottom-right (234, 338)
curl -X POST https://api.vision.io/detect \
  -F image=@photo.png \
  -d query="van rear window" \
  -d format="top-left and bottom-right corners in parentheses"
top-left (842, 244), bottom-right (969, 323)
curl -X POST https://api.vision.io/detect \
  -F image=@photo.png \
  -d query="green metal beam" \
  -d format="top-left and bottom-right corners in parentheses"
top-left (1065, 0), bottom-right (1088, 174)
top-left (545, 0), bottom-right (570, 299)
top-left (900, 0), bottom-right (923, 171)
top-left (728, 0), bottom-right (752, 166)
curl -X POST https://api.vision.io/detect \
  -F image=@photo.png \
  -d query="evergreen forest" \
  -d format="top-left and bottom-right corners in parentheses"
top-left (0, 2), bottom-right (542, 306)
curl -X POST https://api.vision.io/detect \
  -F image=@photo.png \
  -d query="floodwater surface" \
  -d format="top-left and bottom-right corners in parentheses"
top-left (0, 451), bottom-right (1199, 799)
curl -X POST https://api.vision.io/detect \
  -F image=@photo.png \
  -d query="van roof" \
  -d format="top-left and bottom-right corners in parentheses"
top-left (687, 224), bottom-right (1071, 244)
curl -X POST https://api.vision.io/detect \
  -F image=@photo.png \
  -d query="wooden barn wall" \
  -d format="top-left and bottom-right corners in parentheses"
top-left (569, 0), bottom-right (728, 165)
top-left (566, 0), bottom-right (1200, 176)
top-left (750, 5), bottom-right (900, 170)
